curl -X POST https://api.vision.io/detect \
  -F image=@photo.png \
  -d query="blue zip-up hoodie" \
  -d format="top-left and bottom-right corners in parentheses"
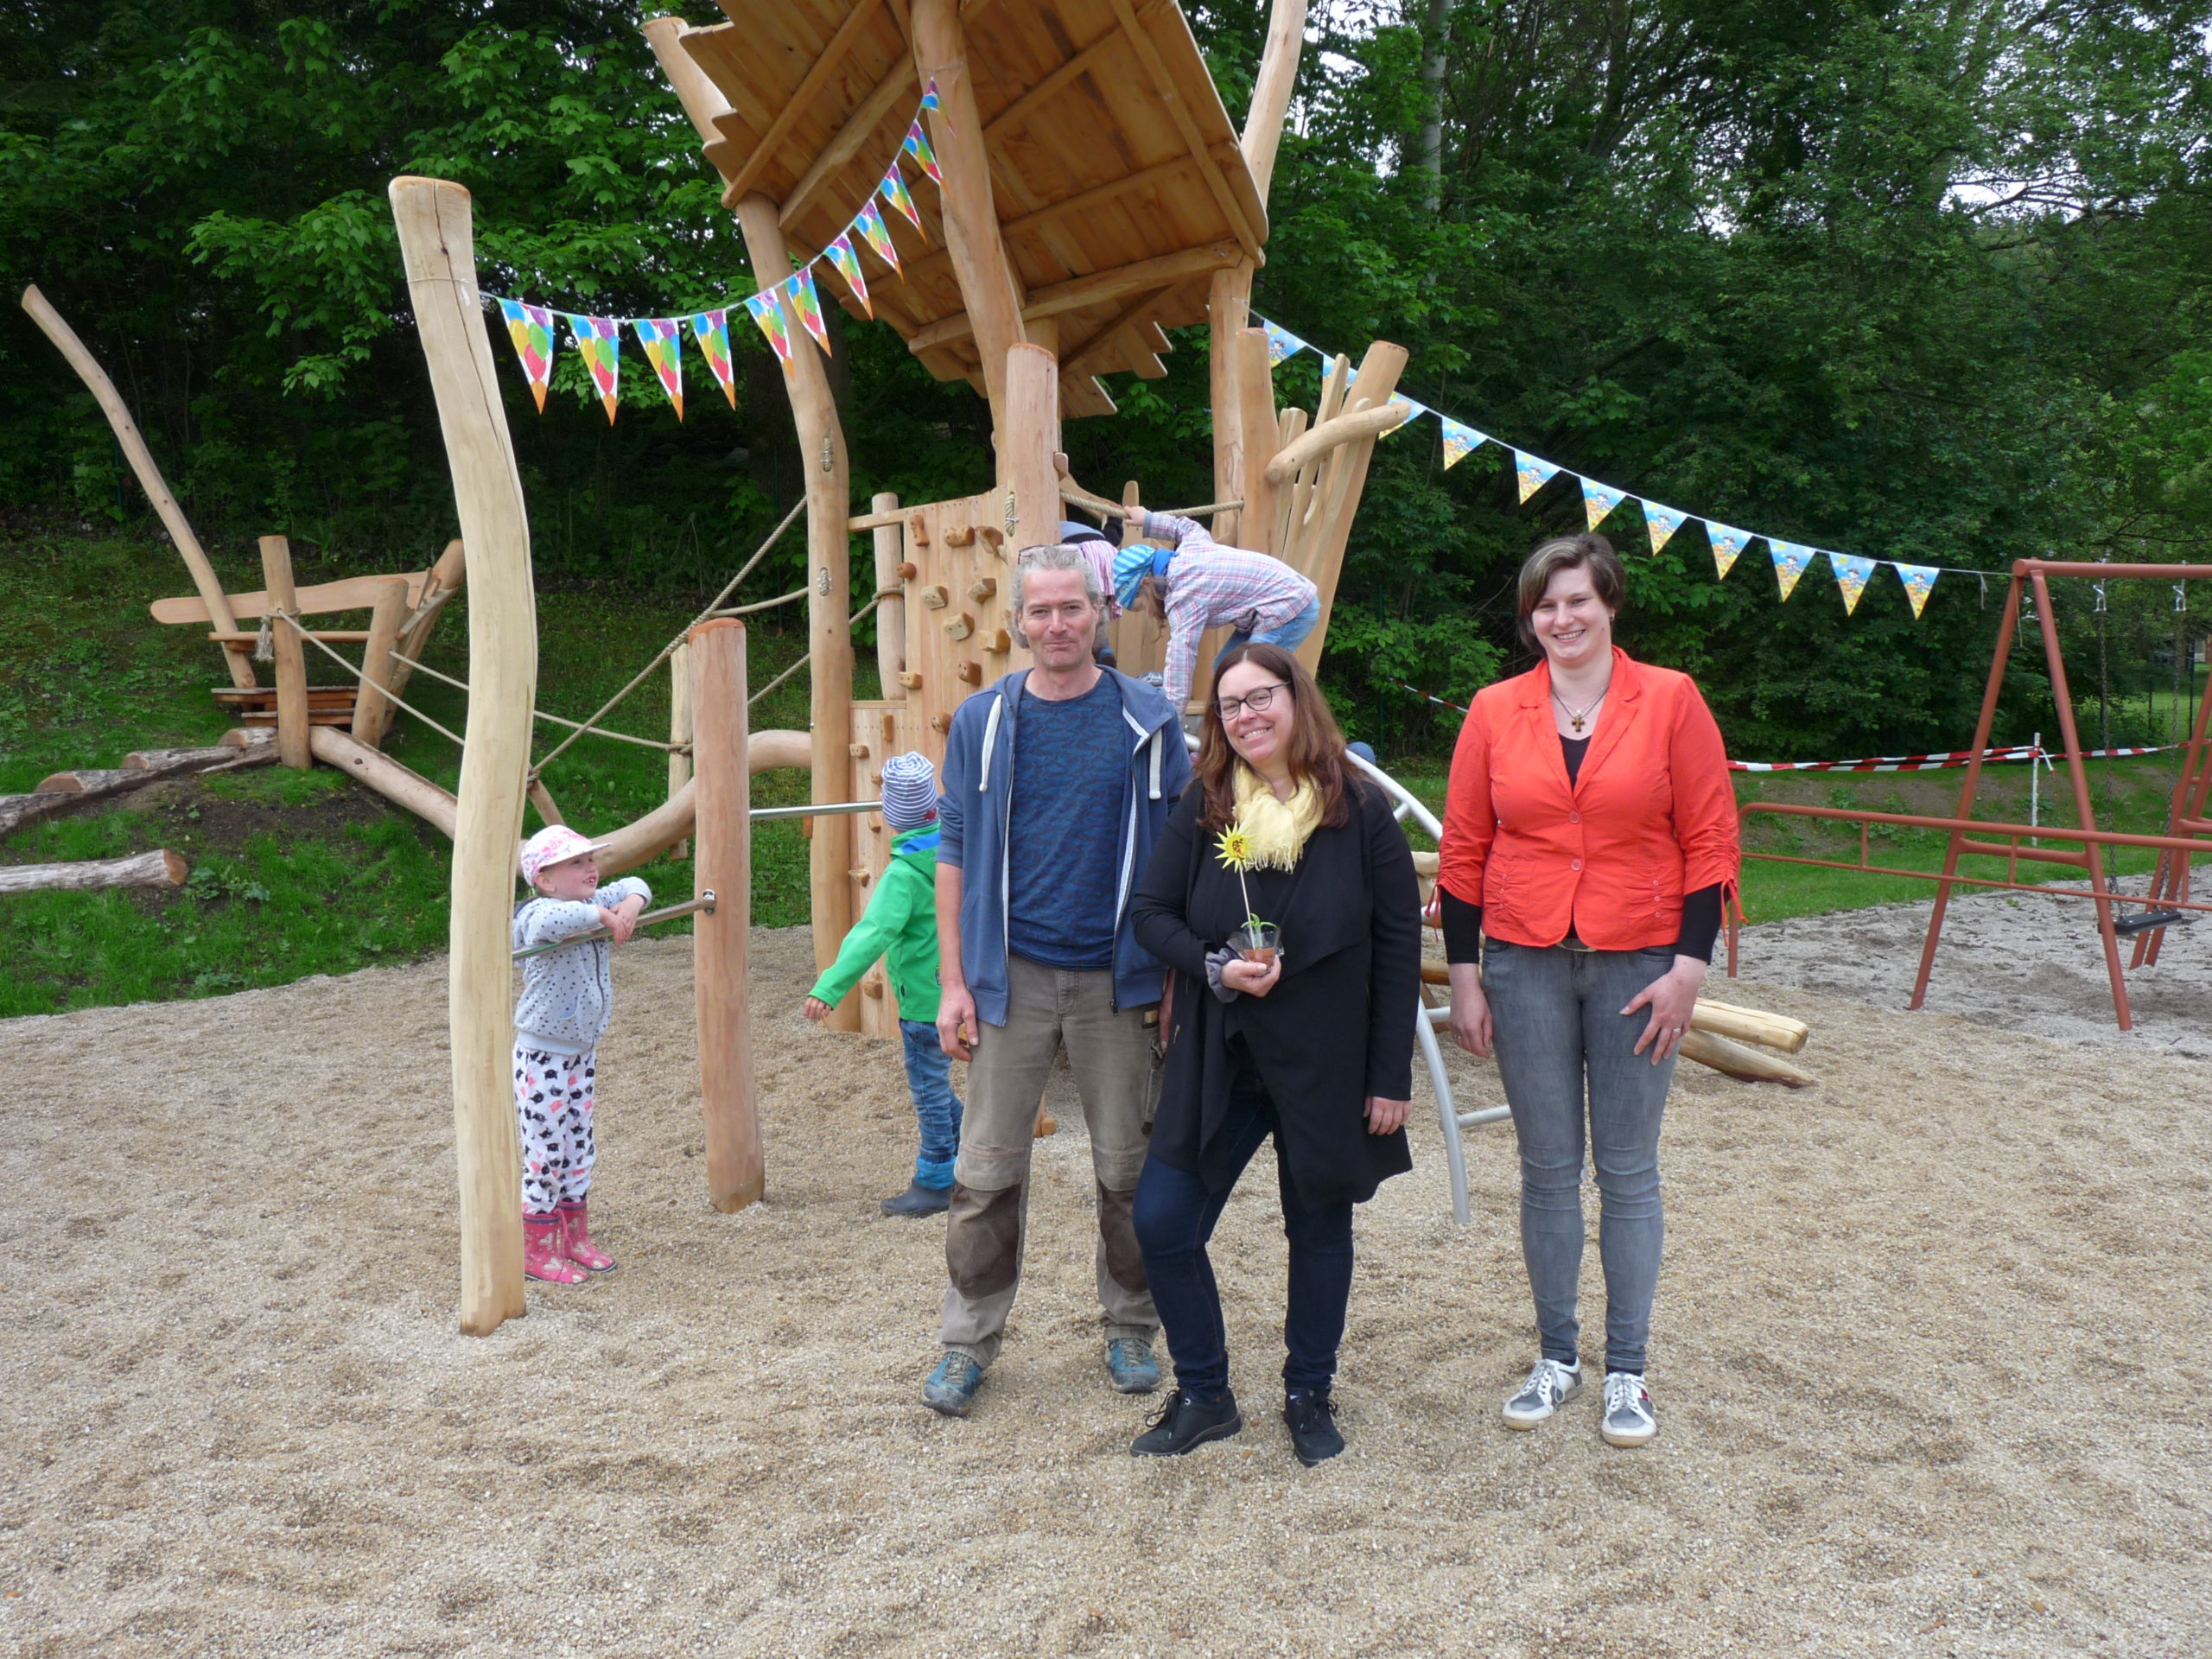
top-left (937, 666), bottom-right (1191, 1026)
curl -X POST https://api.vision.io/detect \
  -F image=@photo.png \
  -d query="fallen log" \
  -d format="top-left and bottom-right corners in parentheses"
top-left (12, 743), bottom-right (277, 833)
top-left (35, 767), bottom-right (131, 794)
top-left (0, 849), bottom-right (188, 894)
top-left (0, 793), bottom-right (71, 837)
top-left (122, 745), bottom-right (238, 772)
top-left (1689, 997), bottom-right (1810, 1055)
top-left (1677, 1029), bottom-right (1815, 1088)
top-left (309, 727), bottom-right (458, 837)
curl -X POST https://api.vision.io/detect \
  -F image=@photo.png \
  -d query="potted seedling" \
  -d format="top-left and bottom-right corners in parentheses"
top-left (1214, 822), bottom-right (1281, 964)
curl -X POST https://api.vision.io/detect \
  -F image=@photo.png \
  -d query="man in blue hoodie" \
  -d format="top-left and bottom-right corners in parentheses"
top-left (922, 543), bottom-right (1192, 1416)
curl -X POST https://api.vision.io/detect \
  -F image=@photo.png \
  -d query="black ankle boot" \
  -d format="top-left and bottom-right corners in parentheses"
top-left (1129, 1388), bottom-right (1243, 1457)
top-left (1283, 1389), bottom-right (1344, 1466)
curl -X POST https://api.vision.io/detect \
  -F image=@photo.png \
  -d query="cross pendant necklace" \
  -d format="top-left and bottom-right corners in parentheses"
top-left (1552, 683), bottom-right (1608, 734)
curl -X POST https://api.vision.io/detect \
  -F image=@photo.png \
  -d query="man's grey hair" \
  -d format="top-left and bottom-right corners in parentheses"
top-left (1012, 543), bottom-right (1104, 610)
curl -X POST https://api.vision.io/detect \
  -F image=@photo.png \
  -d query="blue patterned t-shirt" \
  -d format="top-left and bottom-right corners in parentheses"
top-left (1006, 675), bottom-right (1126, 971)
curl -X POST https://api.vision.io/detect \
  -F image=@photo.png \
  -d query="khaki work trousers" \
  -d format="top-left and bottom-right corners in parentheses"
top-left (938, 955), bottom-right (1160, 1366)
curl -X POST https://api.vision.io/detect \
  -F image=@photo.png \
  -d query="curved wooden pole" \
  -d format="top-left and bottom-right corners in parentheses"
top-left (389, 175), bottom-right (535, 1338)
top-left (22, 283), bottom-right (255, 689)
top-left (1262, 400), bottom-right (1412, 484)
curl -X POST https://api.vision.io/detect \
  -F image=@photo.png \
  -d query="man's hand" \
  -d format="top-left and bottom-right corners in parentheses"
top-left (1446, 962), bottom-right (1492, 1057)
top-left (1624, 956), bottom-right (1707, 1063)
top-left (802, 995), bottom-right (832, 1023)
top-left (1364, 1096), bottom-right (1412, 1135)
top-left (938, 983), bottom-right (979, 1060)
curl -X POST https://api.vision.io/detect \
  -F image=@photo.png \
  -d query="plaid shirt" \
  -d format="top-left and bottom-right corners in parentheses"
top-left (1144, 512), bottom-right (1319, 708)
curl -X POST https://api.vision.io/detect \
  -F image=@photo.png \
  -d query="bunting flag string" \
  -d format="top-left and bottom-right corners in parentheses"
top-left (632, 317), bottom-right (683, 419)
top-left (479, 89), bottom-right (948, 414)
top-left (1254, 311), bottom-right (1995, 624)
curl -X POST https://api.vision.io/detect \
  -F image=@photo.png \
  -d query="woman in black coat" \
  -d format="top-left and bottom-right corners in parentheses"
top-left (1126, 642), bottom-right (1421, 1466)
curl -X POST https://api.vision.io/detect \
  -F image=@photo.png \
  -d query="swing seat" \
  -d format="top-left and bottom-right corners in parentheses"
top-left (2112, 907), bottom-right (2190, 936)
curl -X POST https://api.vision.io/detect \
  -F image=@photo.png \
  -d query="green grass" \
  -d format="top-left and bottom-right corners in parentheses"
top-left (0, 526), bottom-right (840, 1017)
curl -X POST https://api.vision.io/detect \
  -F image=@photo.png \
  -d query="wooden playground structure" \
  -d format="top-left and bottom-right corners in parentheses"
top-left (22, 0), bottom-right (1831, 1335)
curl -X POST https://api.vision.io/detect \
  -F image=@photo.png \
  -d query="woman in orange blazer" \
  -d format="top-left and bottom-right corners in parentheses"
top-left (1438, 533), bottom-right (1738, 1450)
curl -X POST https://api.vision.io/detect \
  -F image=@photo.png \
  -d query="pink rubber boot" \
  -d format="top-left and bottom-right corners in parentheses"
top-left (524, 1213), bottom-right (589, 1285)
top-left (559, 1199), bottom-right (615, 1274)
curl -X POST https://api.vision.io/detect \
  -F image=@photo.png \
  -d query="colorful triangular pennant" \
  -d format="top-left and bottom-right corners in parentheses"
top-left (744, 290), bottom-right (793, 370)
top-left (1581, 479), bottom-right (1629, 532)
top-left (1707, 524), bottom-right (1751, 580)
top-left (880, 162), bottom-right (925, 236)
top-left (498, 299), bottom-right (556, 413)
top-left (568, 315), bottom-right (621, 423)
top-left (852, 198), bottom-right (902, 275)
top-left (921, 77), bottom-right (944, 126)
top-left (782, 266), bottom-right (832, 355)
top-left (822, 232), bottom-right (872, 317)
top-left (1385, 396), bottom-right (1427, 434)
top-left (689, 310), bottom-right (736, 408)
top-left (1895, 562), bottom-right (1939, 619)
top-left (1641, 503), bottom-right (1687, 556)
top-left (1770, 539), bottom-right (1815, 601)
top-left (1263, 322), bottom-right (1307, 365)
top-left (1514, 450), bottom-right (1561, 504)
top-left (1829, 550), bottom-right (1877, 614)
top-left (1440, 417), bottom-right (1488, 471)
top-left (901, 119), bottom-right (944, 187)
top-left (632, 317), bottom-right (683, 419)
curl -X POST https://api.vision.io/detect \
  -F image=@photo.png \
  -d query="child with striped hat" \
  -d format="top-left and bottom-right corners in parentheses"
top-left (804, 752), bottom-right (964, 1215)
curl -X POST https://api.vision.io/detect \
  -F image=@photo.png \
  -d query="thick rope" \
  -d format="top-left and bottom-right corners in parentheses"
top-left (389, 652), bottom-right (683, 753)
top-left (271, 612), bottom-right (467, 749)
top-left (746, 592), bottom-right (886, 709)
top-left (706, 586), bottom-right (807, 619)
top-left (531, 495), bottom-right (806, 774)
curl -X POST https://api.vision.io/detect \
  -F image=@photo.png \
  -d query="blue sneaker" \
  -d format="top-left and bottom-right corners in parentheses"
top-left (922, 1352), bottom-right (985, 1416)
top-left (1105, 1338), bottom-right (1162, 1394)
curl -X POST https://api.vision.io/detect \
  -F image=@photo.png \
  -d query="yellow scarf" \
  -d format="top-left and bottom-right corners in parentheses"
top-left (1231, 764), bottom-right (1322, 871)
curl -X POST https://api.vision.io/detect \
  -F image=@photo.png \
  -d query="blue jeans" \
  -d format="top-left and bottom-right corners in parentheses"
top-left (899, 1019), bottom-right (964, 1189)
top-left (1217, 593), bottom-right (1322, 666)
top-left (1480, 941), bottom-right (1676, 1376)
top-left (1132, 1069), bottom-right (1354, 1399)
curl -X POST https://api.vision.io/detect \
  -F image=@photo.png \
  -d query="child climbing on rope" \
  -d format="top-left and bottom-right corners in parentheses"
top-left (1113, 511), bottom-right (1320, 713)
top-left (513, 825), bottom-right (651, 1286)
top-left (804, 752), bottom-right (965, 1217)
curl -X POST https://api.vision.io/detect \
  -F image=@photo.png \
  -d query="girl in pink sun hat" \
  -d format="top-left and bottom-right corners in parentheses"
top-left (513, 825), bottom-right (651, 1286)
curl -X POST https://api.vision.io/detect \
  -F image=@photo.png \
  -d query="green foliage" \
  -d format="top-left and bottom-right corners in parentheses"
top-left (3, 0), bottom-right (2209, 762)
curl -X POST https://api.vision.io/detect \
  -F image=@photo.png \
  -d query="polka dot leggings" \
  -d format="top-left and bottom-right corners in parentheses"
top-left (514, 1043), bottom-right (597, 1214)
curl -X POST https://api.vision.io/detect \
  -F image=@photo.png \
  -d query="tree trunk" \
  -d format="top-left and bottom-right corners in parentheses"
top-left (0, 849), bottom-right (188, 893)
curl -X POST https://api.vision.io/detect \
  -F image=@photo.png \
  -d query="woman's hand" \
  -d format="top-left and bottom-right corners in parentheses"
top-left (1623, 955), bottom-right (1707, 1063)
top-left (1219, 954), bottom-right (1281, 997)
top-left (1446, 962), bottom-right (1491, 1057)
top-left (1364, 1095), bottom-right (1411, 1135)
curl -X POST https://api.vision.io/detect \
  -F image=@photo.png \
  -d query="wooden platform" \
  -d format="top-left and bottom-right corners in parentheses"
top-left (212, 685), bottom-right (360, 728)
top-left (678, 0), bottom-right (1267, 415)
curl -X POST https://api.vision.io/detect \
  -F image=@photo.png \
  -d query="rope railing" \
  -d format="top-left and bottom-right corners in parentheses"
top-left (390, 652), bottom-right (684, 754)
top-left (530, 494), bottom-right (806, 776)
top-left (707, 586), bottom-right (807, 619)
top-left (272, 611), bottom-right (467, 749)
top-left (747, 591), bottom-right (887, 708)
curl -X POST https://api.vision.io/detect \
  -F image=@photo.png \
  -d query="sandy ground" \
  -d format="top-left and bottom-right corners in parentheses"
top-left (3, 925), bottom-right (2208, 1657)
top-left (1734, 885), bottom-right (2212, 1057)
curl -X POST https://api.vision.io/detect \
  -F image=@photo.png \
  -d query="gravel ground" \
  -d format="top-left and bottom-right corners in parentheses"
top-left (2, 925), bottom-right (2207, 1656)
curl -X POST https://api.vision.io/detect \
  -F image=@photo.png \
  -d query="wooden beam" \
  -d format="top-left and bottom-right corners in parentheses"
top-left (691, 619), bottom-right (761, 1211)
top-left (979, 22), bottom-right (1122, 140)
top-left (1103, 0), bottom-right (1264, 264)
top-left (716, 0), bottom-right (887, 211)
top-left (1263, 401), bottom-right (1413, 483)
top-left (780, 56), bottom-right (918, 228)
top-left (389, 175), bottom-right (535, 1339)
top-left (1242, 0), bottom-right (1309, 207)
top-left (0, 850), bottom-right (188, 895)
top-left (643, 14), bottom-right (734, 144)
top-left (899, 154), bottom-right (1204, 290)
top-left (152, 570), bottom-right (429, 626)
top-left (21, 284), bottom-right (255, 689)
top-left (912, 0), bottom-right (1027, 416)
top-left (1207, 265), bottom-right (1250, 543)
top-left (907, 240), bottom-right (1243, 353)
top-left (1234, 327), bottom-right (1281, 556)
top-left (258, 537), bottom-right (310, 771)
top-left (871, 491), bottom-right (907, 691)
top-left (1002, 342), bottom-right (1064, 562)
top-left (311, 725), bottom-right (459, 837)
top-left (350, 576), bottom-right (411, 748)
top-left (1061, 285), bottom-right (1176, 380)
top-left (668, 642), bottom-right (692, 861)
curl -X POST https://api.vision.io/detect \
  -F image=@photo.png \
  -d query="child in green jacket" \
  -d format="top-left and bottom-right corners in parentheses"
top-left (804, 751), bottom-right (963, 1216)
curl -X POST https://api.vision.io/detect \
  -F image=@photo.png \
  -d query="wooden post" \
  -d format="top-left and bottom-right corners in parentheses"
top-left (351, 576), bottom-right (411, 747)
top-left (912, 0), bottom-right (1027, 418)
top-left (871, 491), bottom-right (906, 693)
top-left (690, 619), bottom-right (760, 1211)
top-left (1234, 327), bottom-right (1281, 556)
top-left (1207, 267), bottom-right (1249, 546)
top-left (732, 193), bottom-right (859, 1033)
top-left (257, 536), bottom-right (310, 770)
top-left (1001, 344), bottom-right (1063, 557)
top-left (389, 175), bottom-right (536, 1338)
top-left (1295, 340), bottom-right (1407, 673)
top-left (21, 284), bottom-right (256, 690)
top-left (669, 642), bottom-right (693, 861)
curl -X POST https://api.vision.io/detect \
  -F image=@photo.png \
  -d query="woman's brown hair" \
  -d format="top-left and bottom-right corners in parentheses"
top-left (1193, 642), bottom-right (1357, 833)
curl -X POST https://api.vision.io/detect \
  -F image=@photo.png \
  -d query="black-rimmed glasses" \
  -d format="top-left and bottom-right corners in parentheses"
top-left (1217, 681), bottom-right (1289, 721)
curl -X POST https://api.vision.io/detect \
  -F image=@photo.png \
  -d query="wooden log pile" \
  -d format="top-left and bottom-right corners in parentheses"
top-left (0, 849), bottom-right (188, 895)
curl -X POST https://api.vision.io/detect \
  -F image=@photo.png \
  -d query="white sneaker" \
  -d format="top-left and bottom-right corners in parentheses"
top-left (1501, 1357), bottom-right (1582, 1428)
top-left (1600, 1371), bottom-right (1657, 1447)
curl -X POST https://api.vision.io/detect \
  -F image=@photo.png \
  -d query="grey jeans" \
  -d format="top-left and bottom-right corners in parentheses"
top-left (938, 954), bottom-right (1160, 1366)
top-left (1482, 939), bottom-right (1677, 1376)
